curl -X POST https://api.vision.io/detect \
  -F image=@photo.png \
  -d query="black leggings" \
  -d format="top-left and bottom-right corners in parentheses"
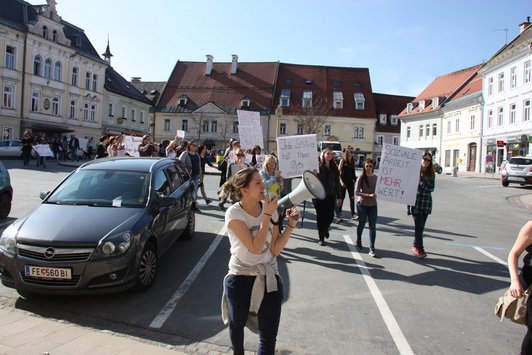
top-left (340, 183), bottom-right (355, 215)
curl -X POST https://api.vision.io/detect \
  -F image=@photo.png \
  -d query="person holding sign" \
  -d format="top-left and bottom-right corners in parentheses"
top-left (407, 153), bottom-right (435, 258)
top-left (313, 146), bottom-right (342, 246)
top-left (355, 159), bottom-right (378, 257)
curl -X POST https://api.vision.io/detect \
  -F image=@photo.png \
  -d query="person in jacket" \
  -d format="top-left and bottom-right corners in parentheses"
top-left (339, 146), bottom-right (358, 220)
top-left (179, 141), bottom-right (201, 212)
top-left (21, 131), bottom-right (32, 167)
top-left (197, 144), bottom-right (216, 205)
top-left (313, 146), bottom-right (341, 246)
top-left (220, 167), bottom-right (300, 355)
top-left (355, 158), bottom-right (378, 257)
top-left (407, 152), bottom-right (435, 258)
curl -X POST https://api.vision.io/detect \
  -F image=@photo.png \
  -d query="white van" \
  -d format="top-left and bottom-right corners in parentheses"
top-left (317, 141), bottom-right (342, 162)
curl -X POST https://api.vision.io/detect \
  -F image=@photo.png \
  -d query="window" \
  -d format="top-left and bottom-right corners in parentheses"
top-left (426, 124), bottom-right (430, 137)
top-left (525, 61), bottom-right (531, 84)
top-left (510, 103), bottom-right (516, 124)
top-left (164, 119), bottom-right (170, 131)
top-left (324, 124), bottom-right (331, 136)
top-left (5, 46), bottom-right (15, 70)
top-left (178, 95), bottom-right (188, 106)
top-left (3, 84), bottom-right (14, 108)
top-left (302, 90), bottom-right (312, 108)
top-left (202, 120), bottom-right (209, 132)
top-left (445, 150), bottom-right (451, 167)
top-left (85, 72), bottom-right (91, 90)
top-left (487, 109), bottom-right (493, 128)
top-left (511, 67), bottom-right (517, 88)
top-left (71, 67), bottom-right (78, 86)
top-left (376, 135), bottom-right (384, 145)
top-left (498, 107), bottom-right (504, 126)
top-left (241, 97), bottom-right (250, 108)
top-left (455, 118), bottom-right (459, 132)
top-left (70, 99), bottom-right (77, 119)
top-left (407, 103), bottom-right (413, 112)
top-left (33, 55), bottom-right (42, 75)
top-left (131, 109), bottom-right (136, 122)
top-left (52, 96), bottom-right (60, 115)
top-left (354, 93), bottom-right (365, 110)
top-left (297, 124), bottom-right (304, 135)
top-left (446, 120), bottom-right (451, 134)
top-left (92, 74), bottom-right (98, 91)
top-left (280, 89), bottom-right (291, 107)
top-left (44, 58), bottom-right (52, 78)
top-left (498, 72), bottom-right (504, 92)
top-left (391, 115), bottom-right (398, 125)
top-left (211, 120), bottom-right (217, 133)
top-left (140, 111), bottom-right (145, 124)
top-left (52, 30), bottom-right (57, 42)
top-left (524, 99), bottom-right (530, 122)
top-left (31, 91), bottom-right (40, 112)
top-left (419, 125), bottom-right (424, 138)
top-left (181, 119), bottom-right (188, 131)
top-left (419, 100), bottom-right (425, 111)
top-left (470, 115), bottom-right (475, 130)
top-left (42, 26), bottom-right (48, 39)
top-left (2, 127), bottom-right (13, 140)
top-left (83, 103), bottom-right (89, 120)
top-left (233, 121), bottom-right (239, 134)
top-left (432, 123), bottom-right (437, 136)
top-left (353, 126), bottom-right (364, 139)
top-left (280, 122), bottom-right (287, 134)
top-left (406, 126), bottom-right (411, 139)
top-left (54, 61), bottom-right (62, 81)
top-left (108, 103), bottom-right (114, 117)
top-left (393, 136), bottom-right (399, 145)
top-left (90, 104), bottom-right (96, 122)
top-left (488, 77), bottom-right (493, 96)
top-left (379, 114), bottom-right (387, 125)
top-left (333, 91), bottom-right (343, 109)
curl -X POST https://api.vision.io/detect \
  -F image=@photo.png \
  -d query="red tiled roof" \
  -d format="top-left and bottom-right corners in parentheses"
top-left (274, 63), bottom-right (376, 118)
top-left (373, 93), bottom-right (415, 133)
top-left (158, 61), bottom-right (278, 112)
top-left (447, 71), bottom-right (482, 102)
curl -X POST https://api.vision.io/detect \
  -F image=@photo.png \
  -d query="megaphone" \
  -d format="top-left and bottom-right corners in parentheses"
top-left (278, 170), bottom-right (326, 208)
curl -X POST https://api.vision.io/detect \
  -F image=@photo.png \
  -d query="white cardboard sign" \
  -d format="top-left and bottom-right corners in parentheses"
top-left (276, 134), bottom-right (319, 179)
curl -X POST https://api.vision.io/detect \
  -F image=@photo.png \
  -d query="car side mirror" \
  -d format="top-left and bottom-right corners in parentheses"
top-left (39, 191), bottom-right (50, 200)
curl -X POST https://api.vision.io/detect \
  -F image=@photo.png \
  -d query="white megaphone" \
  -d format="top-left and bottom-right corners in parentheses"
top-left (278, 170), bottom-right (326, 208)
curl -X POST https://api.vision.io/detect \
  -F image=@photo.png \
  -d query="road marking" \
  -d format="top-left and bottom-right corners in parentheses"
top-left (446, 242), bottom-right (505, 251)
top-left (343, 234), bottom-right (414, 355)
top-left (474, 246), bottom-right (508, 266)
top-left (149, 224), bottom-right (227, 328)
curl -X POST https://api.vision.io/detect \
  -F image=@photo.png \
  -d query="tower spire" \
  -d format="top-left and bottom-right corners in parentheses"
top-left (102, 35), bottom-right (113, 65)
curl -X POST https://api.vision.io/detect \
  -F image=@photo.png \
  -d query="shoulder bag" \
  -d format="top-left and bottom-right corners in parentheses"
top-left (495, 285), bottom-right (532, 325)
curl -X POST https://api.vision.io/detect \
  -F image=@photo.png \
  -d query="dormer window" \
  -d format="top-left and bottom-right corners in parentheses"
top-left (42, 26), bottom-right (48, 39)
top-left (52, 30), bottom-right (58, 42)
top-left (305, 80), bottom-right (313, 85)
top-left (178, 95), bottom-right (188, 106)
top-left (333, 91), bottom-right (344, 109)
top-left (379, 114), bottom-right (387, 125)
top-left (302, 90), bottom-right (312, 108)
top-left (419, 100), bottom-right (425, 111)
top-left (407, 103), bottom-right (413, 113)
top-left (354, 93), bottom-right (365, 110)
top-left (432, 97), bottom-right (439, 109)
top-left (241, 96), bottom-right (250, 108)
top-left (280, 89), bottom-right (291, 107)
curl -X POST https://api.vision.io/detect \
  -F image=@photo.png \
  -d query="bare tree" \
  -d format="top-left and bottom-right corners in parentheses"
top-left (293, 97), bottom-right (334, 135)
top-left (190, 110), bottom-right (204, 141)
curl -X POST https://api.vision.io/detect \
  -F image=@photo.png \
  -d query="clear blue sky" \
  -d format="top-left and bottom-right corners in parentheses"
top-left (28, 0), bottom-right (530, 97)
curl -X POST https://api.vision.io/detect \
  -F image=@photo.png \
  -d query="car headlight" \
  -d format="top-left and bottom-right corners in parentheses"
top-left (94, 231), bottom-right (135, 258)
top-left (0, 224), bottom-right (17, 256)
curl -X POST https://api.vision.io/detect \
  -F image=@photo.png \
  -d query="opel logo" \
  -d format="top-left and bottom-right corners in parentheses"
top-left (44, 247), bottom-right (55, 259)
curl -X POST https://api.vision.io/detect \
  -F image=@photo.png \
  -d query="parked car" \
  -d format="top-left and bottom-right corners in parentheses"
top-left (500, 156), bottom-right (532, 187)
top-left (0, 161), bottom-right (13, 218)
top-left (0, 157), bottom-right (196, 296)
top-left (433, 162), bottom-right (443, 174)
top-left (0, 139), bottom-right (22, 157)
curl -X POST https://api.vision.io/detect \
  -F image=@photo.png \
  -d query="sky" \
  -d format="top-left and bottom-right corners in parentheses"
top-left (27, 0), bottom-right (531, 97)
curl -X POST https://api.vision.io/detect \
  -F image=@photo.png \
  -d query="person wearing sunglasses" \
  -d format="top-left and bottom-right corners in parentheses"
top-left (407, 152), bottom-right (435, 258)
top-left (355, 158), bottom-right (378, 257)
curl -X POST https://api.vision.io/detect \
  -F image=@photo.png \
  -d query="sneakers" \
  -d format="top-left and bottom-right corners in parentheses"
top-left (351, 214), bottom-right (358, 220)
top-left (336, 217), bottom-right (343, 224)
top-left (412, 246), bottom-right (427, 258)
top-left (318, 240), bottom-right (326, 246)
top-left (206, 199), bottom-right (213, 205)
top-left (355, 242), bottom-right (362, 250)
top-left (369, 248), bottom-right (377, 257)
top-left (218, 202), bottom-right (226, 211)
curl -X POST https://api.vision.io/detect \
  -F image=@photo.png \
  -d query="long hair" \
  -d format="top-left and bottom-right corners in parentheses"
top-left (219, 167), bottom-right (258, 203)
top-left (421, 152), bottom-right (435, 181)
top-left (360, 158), bottom-right (375, 188)
top-left (262, 154), bottom-right (278, 175)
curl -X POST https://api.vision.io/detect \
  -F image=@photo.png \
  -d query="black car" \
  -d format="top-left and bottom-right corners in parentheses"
top-left (0, 161), bottom-right (13, 218)
top-left (0, 157), bottom-right (195, 296)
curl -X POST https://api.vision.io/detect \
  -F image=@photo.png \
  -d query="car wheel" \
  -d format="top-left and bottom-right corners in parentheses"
top-left (502, 180), bottom-right (509, 187)
top-left (180, 207), bottom-right (196, 241)
top-left (437, 167), bottom-right (442, 174)
top-left (134, 242), bottom-right (157, 292)
top-left (0, 192), bottom-right (12, 219)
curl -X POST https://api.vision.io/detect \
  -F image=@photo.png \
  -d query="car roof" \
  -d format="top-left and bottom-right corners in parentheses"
top-left (78, 157), bottom-right (175, 172)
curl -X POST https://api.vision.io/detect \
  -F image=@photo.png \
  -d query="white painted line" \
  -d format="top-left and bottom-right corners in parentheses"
top-left (474, 246), bottom-right (507, 266)
top-left (343, 234), bottom-right (414, 355)
top-left (149, 224), bottom-right (227, 328)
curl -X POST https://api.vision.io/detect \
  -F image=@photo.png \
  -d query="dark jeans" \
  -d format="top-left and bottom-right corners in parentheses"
top-left (412, 212), bottom-right (429, 251)
top-left (313, 194), bottom-right (336, 241)
top-left (356, 202), bottom-right (377, 249)
top-left (340, 183), bottom-right (355, 215)
top-left (224, 274), bottom-right (283, 355)
top-left (21, 150), bottom-right (31, 166)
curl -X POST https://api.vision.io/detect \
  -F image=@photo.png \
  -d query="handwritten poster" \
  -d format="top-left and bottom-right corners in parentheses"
top-left (32, 144), bottom-right (54, 157)
top-left (376, 144), bottom-right (422, 205)
top-left (276, 134), bottom-right (319, 179)
top-left (176, 130), bottom-right (185, 138)
top-left (123, 135), bottom-right (144, 157)
top-left (237, 110), bottom-right (263, 150)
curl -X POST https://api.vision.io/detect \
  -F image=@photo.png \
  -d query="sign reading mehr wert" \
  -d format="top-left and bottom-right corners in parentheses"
top-left (376, 144), bottom-right (422, 205)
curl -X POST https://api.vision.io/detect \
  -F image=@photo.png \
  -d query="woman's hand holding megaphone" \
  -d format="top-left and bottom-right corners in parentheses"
top-left (285, 206), bottom-right (300, 225)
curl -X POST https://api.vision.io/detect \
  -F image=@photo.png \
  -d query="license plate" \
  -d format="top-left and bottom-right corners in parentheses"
top-left (25, 265), bottom-right (72, 280)
top-left (508, 176), bottom-right (525, 182)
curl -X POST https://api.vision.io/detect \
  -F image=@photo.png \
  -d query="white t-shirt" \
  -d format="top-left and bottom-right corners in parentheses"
top-left (225, 203), bottom-right (279, 266)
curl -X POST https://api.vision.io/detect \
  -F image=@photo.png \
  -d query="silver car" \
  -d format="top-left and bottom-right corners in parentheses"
top-left (500, 156), bottom-right (532, 187)
top-left (0, 139), bottom-right (23, 157)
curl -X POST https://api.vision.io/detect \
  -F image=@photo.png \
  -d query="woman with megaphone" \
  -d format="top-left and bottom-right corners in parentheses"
top-left (220, 167), bottom-right (300, 355)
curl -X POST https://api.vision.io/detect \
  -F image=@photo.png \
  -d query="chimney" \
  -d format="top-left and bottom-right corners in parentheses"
top-left (520, 16), bottom-right (531, 33)
top-left (205, 54), bottom-right (213, 75)
top-left (231, 54), bottom-right (238, 74)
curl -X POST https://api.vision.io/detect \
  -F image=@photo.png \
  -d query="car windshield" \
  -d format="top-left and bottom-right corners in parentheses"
top-left (47, 170), bottom-right (150, 208)
top-left (509, 158), bottom-right (532, 165)
top-left (324, 143), bottom-right (341, 151)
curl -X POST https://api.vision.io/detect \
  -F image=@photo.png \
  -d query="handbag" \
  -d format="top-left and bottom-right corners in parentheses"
top-left (217, 159), bottom-right (227, 172)
top-left (495, 285), bottom-right (531, 325)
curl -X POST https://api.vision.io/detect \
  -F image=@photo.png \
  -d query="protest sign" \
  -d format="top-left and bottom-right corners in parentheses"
top-left (123, 135), bottom-right (143, 157)
top-left (237, 110), bottom-right (263, 149)
top-left (176, 130), bottom-right (185, 138)
top-left (276, 134), bottom-right (319, 179)
top-left (376, 143), bottom-right (422, 205)
top-left (32, 144), bottom-right (54, 157)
